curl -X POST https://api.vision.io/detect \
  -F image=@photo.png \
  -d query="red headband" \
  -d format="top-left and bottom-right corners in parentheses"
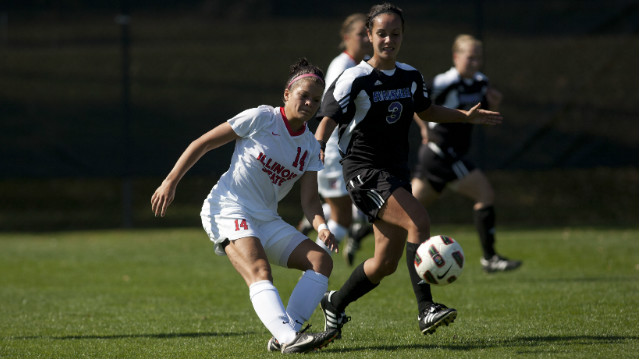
top-left (287, 73), bottom-right (324, 89)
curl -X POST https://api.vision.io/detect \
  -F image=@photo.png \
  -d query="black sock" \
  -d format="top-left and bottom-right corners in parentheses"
top-left (331, 262), bottom-right (378, 313)
top-left (406, 242), bottom-right (433, 313)
top-left (474, 206), bottom-right (497, 259)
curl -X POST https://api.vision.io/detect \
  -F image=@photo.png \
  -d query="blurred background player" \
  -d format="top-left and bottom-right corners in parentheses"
top-left (151, 58), bottom-right (338, 353)
top-left (315, 3), bottom-right (503, 339)
top-left (300, 13), bottom-right (373, 265)
top-left (411, 34), bottom-right (521, 273)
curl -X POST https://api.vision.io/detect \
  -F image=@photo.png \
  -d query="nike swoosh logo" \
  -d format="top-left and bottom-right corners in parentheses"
top-left (272, 132), bottom-right (280, 136)
top-left (294, 335), bottom-right (314, 347)
top-left (437, 265), bottom-right (452, 280)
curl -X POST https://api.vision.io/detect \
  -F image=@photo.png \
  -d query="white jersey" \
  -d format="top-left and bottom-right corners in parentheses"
top-left (318, 52), bottom-right (357, 197)
top-left (201, 105), bottom-right (323, 222)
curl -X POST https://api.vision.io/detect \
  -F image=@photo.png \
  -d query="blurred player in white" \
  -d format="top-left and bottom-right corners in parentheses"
top-left (312, 13), bottom-right (373, 265)
top-left (412, 34), bottom-right (521, 272)
top-left (151, 59), bottom-right (339, 354)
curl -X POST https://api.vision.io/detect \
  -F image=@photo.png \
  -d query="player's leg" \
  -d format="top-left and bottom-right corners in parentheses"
top-left (452, 169), bottom-right (521, 272)
top-left (224, 237), bottom-right (299, 345)
top-left (285, 239), bottom-right (332, 331)
top-left (411, 176), bottom-right (442, 208)
top-left (315, 195), bottom-right (352, 252)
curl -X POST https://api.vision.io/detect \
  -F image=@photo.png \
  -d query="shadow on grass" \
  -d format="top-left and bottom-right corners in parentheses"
top-left (15, 331), bottom-right (252, 340)
top-left (323, 335), bottom-right (637, 353)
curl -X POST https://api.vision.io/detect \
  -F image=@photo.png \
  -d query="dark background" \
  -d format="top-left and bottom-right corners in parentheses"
top-left (1, 0), bottom-right (637, 230)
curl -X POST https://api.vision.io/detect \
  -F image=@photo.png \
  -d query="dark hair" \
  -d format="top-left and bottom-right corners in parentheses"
top-left (285, 58), bottom-right (325, 90)
top-left (366, 3), bottom-right (404, 31)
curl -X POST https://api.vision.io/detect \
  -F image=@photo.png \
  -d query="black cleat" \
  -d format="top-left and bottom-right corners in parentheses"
top-left (481, 254), bottom-right (522, 273)
top-left (320, 291), bottom-right (350, 338)
top-left (418, 303), bottom-right (457, 335)
top-left (279, 325), bottom-right (339, 354)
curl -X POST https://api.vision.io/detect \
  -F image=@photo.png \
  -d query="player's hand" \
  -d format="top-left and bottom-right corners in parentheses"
top-left (151, 180), bottom-right (176, 217)
top-left (466, 102), bottom-right (503, 125)
top-left (317, 228), bottom-right (339, 253)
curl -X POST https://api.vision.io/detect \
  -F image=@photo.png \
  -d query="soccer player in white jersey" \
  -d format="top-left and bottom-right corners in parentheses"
top-left (314, 3), bottom-right (502, 340)
top-left (151, 59), bottom-right (339, 354)
top-left (312, 13), bottom-right (373, 265)
top-left (412, 34), bottom-right (521, 273)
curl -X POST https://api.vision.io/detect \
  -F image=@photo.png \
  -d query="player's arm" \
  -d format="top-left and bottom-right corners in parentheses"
top-left (151, 122), bottom-right (239, 217)
top-left (299, 170), bottom-right (338, 253)
top-left (315, 116), bottom-right (338, 162)
top-left (416, 103), bottom-right (503, 126)
top-left (413, 113), bottom-right (429, 144)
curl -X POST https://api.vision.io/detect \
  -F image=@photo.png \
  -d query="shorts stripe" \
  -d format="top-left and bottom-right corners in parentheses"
top-left (366, 189), bottom-right (385, 209)
top-left (452, 160), bottom-right (469, 179)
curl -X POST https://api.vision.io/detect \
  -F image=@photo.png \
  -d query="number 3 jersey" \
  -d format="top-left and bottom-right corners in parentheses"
top-left (319, 61), bottom-right (431, 181)
top-left (201, 105), bottom-right (323, 221)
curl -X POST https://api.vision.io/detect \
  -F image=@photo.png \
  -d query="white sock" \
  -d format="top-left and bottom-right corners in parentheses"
top-left (315, 218), bottom-right (349, 253)
top-left (286, 270), bottom-right (329, 331)
top-left (322, 203), bottom-right (331, 219)
top-left (249, 280), bottom-right (297, 344)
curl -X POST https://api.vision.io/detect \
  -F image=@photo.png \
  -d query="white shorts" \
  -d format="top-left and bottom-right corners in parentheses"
top-left (201, 213), bottom-right (307, 268)
top-left (318, 129), bottom-right (348, 198)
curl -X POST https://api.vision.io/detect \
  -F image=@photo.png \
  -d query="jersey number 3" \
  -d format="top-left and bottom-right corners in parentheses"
top-left (386, 101), bottom-right (403, 124)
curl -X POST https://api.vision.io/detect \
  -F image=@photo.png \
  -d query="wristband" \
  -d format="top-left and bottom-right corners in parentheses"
top-left (317, 223), bottom-right (329, 232)
top-left (318, 140), bottom-right (326, 152)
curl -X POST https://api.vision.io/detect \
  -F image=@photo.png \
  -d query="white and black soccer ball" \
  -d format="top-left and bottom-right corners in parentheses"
top-left (414, 235), bottom-right (464, 285)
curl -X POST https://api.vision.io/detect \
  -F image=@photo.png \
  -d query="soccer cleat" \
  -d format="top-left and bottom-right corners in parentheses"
top-left (266, 336), bottom-right (281, 352)
top-left (320, 291), bottom-right (350, 337)
top-left (344, 223), bottom-right (371, 266)
top-left (279, 325), bottom-right (339, 354)
top-left (418, 303), bottom-right (457, 335)
top-left (481, 254), bottom-right (522, 273)
top-left (343, 237), bottom-right (360, 266)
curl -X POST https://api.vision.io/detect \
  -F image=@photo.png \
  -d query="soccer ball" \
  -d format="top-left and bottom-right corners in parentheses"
top-left (414, 235), bottom-right (464, 285)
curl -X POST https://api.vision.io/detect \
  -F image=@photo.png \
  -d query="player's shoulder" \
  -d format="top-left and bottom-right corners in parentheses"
top-left (473, 71), bottom-right (489, 82)
top-left (396, 61), bottom-right (420, 73)
top-left (341, 60), bottom-right (375, 80)
top-left (328, 52), bottom-right (356, 71)
top-left (433, 67), bottom-right (460, 88)
top-left (229, 105), bottom-right (278, 132)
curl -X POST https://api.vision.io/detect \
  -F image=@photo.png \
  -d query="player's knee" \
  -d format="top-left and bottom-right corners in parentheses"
top-left (311, 250), bottom-right (333, 277)
top-left (370, 256), bottom-right (400, 278)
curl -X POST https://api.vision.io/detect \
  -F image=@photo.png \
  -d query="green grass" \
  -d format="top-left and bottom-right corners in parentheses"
top-left (0, 226), bottom-right (638, 358)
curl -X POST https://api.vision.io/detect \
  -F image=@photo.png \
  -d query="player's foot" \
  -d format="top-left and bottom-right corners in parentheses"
top-left (297, 217), bottom-right (313, 236)
top-left (320, 291), bottom-right (350, 338)
top-left (344, 223), bottom-right (371, 266)
top-left (481, 254), bottom-right (522, 273)
top-left (279, 325), bottom-right (339, 354)
top-left (343, 237), bottom-right (360, 266)
top-left (267, 336), bottom-right (281, 352)
top-left (418, 303), bottom-right (457, 335)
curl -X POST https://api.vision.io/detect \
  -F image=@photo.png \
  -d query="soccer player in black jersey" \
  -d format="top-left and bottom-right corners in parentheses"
top-left (412, 35), bottom-right (522, 273)
top-left (315, 3), bottom-right (502, 338)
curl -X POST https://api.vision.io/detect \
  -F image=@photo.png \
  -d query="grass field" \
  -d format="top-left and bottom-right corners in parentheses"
top-left (0, 225), bottom-right (637, 358)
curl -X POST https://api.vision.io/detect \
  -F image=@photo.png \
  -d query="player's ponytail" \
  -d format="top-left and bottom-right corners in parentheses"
top-left (285, 58), bottom-right (325, 91)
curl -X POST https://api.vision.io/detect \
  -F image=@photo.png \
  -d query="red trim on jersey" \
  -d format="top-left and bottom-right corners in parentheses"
top-left (279, 107), bottom-right (307, 136)
top-left (343, 50), bottom-right (356, 62)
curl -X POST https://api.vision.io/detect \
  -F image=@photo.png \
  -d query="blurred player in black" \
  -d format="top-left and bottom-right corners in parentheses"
top-left (315, 4), bottom-right (503, 339)
top-left (412, 34), bottom-right (521, 273)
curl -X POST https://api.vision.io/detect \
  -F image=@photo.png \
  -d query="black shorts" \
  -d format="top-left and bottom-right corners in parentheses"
top-left (345, 168), bottom-right (411, 223)
top-left (413, 143), bottom-right (477, 193)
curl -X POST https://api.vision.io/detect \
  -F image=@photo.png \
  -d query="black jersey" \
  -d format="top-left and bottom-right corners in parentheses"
top-left (428, 67), bottom-right (490, 156)
top-left (320, 61), bottom-right (431, 182)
